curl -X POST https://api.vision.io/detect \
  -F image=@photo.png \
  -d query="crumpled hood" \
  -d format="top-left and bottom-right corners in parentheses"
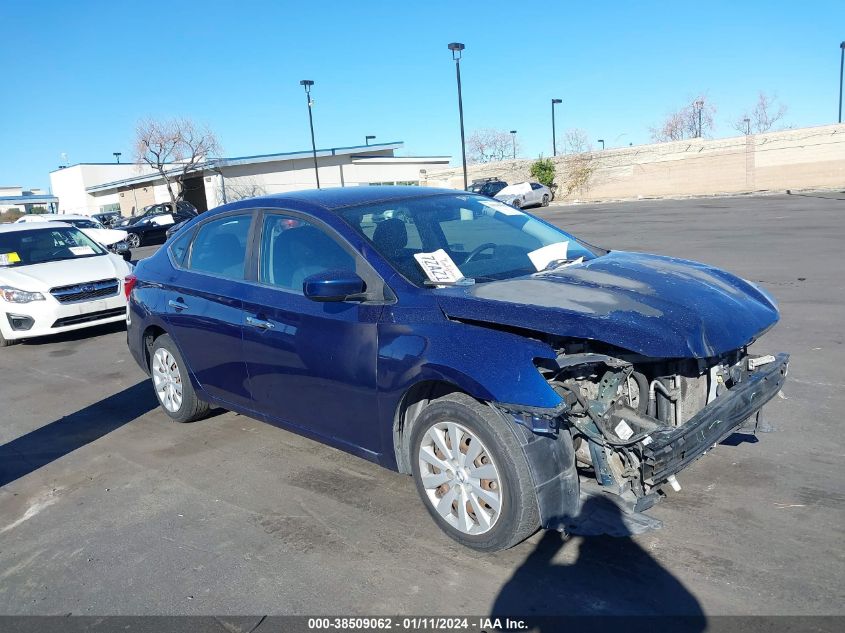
top-left (0, 254), bottom-right (131, 292)
top-left (80, 227), bottom-right (127, 246)
top-left (435, 251), bottom-right (779, 358)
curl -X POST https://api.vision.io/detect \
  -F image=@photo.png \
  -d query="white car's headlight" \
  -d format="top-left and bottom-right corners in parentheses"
top-left (0, 286), bottom-right (45, 303)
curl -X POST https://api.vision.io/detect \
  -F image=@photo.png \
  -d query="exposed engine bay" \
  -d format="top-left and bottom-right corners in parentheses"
top-left (496, 340), bottom-right (789, 526)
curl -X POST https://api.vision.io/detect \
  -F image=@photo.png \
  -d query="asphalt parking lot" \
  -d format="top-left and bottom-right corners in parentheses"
top-left (1, 192), bottom-right (843, 618)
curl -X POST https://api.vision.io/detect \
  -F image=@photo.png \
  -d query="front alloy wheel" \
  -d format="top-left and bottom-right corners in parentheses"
top-left (410, 393), bottom-right (540, 551)
top-left (127, 233), bottom-right (141, 248)
top-left (418, 421), bottom-right (503, 535)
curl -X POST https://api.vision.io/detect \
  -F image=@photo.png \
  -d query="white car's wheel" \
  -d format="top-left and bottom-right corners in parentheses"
top-left (542, 194), bottom-right (550, 207)
top-left (410, 393), bottom-right (540, 551)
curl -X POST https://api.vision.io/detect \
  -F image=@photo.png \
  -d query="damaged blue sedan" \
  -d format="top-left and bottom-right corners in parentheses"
top-left (126, 187), bottom-right (788, 551)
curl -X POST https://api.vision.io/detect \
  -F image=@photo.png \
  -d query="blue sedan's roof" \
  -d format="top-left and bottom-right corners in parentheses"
top-left (250, 186), bottom-right (461, 211)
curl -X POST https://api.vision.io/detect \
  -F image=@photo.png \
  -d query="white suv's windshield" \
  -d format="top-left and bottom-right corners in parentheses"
top-left (341, 194), bottom-right (598, 285)
top-left (0, 227), bottom-right (107, 267)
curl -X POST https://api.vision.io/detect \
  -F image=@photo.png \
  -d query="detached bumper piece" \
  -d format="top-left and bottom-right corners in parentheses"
top-left (641, 353), bottom-right (788, 486)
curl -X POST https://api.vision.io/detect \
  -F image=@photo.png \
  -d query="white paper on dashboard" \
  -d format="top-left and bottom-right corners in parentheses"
top-left (69, 246), bottom-right (95, 256)
top-left (413, 249), bottom-right (464, 285)
top-left (527, 241), bottom-right (569, 271)
top-left (151, 214), bottom-right (174, 226)
top-left (478, 199), bottom-right (524, 216)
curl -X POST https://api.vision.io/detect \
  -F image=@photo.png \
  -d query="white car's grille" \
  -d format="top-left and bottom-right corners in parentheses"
top-left (50, 278), bottom-right (119, 304)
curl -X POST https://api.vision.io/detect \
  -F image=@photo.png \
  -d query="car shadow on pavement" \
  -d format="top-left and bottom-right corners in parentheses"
top-left (19, 320), bottom-right (126, 345)
top-left (0, 380), bottom-right (158, 487)
top-left (490, 496), bottom-right (706, 632)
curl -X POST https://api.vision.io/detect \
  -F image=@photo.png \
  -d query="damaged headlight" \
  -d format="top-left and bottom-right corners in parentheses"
top-left (0, 286), bottom-right (45, 303)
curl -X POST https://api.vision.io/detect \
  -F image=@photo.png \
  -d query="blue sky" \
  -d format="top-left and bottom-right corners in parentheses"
top-left (2, 0), bottom-right (843, 190)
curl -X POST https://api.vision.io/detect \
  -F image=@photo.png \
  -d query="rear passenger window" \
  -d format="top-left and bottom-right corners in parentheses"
top-left (259, 214), bottom-right (355, 293)
top-left (169, 229), bottom-right (193, 267)
top-left (187, 214), bottom-right (251, 279)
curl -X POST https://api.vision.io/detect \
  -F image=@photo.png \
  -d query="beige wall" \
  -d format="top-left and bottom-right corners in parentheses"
top-left (424, 124), bottom-right (845, 201)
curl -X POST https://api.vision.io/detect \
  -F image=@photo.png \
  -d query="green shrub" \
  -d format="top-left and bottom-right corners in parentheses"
top-left (530, 156), bottom-right (556, 188)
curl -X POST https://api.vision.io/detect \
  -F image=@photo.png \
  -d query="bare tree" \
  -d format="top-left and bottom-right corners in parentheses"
top-left (134, 118), bottom-right (222, 206)
top-left (733, 92), bottom-right (788, 135)
top-left (650, 95), bottom-right (716, 142)
top-left (467, 128), bottom-right (519, 163)
top-left (219, 176), bottom-right (267, 203)
top-left (562, 128), bottom-right (592, 154)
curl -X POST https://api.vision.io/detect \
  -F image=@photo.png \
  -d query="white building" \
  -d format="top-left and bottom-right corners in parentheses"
top-left (0, 186), bottom-right (58, 215)
top-left (49, 142), bottom-right (450, 216)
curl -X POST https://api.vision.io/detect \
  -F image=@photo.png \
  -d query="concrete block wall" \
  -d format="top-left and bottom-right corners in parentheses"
top-left (423, 124), bottom-right (845, 201)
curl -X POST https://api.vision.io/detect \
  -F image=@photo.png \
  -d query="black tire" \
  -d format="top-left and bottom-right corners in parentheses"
top-left (127, 233), bottom-right (141, 249)
top-left (149, 333), bottom-right (209, 423)
top-left (542, 194), bottom-right (550, 207)
top-left (511, 199), bottom-right (522, 209)
top-left (409, 393), bottom-right (540, 551)
top-left (0, 330), bottom-right (14, 347)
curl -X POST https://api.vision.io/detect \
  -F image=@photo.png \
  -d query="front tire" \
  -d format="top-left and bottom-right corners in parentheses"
top-left (410, 393), bottom-right (540, 551)
top-left (150, 334), bottom-right (208, 423)
top-left (0, 330), bottom-right (15, 347)
top-left (542, 194), bottom-right (550, 207)
top-left (127, 233), bottom-right (141, 249)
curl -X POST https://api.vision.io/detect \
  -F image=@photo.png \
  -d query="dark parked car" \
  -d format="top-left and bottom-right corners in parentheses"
top-left (468, 177), bottom-right (508, 198)
top-left (122, 202), bottom-right (199, 248)
top-left (126, 187), bottom-right (787, 551)
top-left (92, 211), bottom-right (121, 226)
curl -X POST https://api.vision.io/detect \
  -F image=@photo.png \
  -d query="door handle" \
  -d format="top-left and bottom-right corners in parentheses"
top-left (246, 316), bottom-right (275, 330)
top-left (168, 299), bottom-right (187, 311)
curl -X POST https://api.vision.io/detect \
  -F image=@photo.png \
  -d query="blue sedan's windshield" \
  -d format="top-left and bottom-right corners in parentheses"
top-left (341, 194), bottom-right (599, 285)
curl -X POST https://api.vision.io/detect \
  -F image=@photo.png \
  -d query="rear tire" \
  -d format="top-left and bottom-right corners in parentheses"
top-left (0, 331), bottom-right (15, 347)
top-left (542, 194), bottom-right (550, 207)
top-left (149, 334), bottom-right (208, 423)
top-left (511, 199), bottom-right (522, 209)
top-left (410, 393), bottom-right (540, 551)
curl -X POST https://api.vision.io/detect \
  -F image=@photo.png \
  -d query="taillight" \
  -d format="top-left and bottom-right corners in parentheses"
top-left (124, 274), bottom-right (137, 300)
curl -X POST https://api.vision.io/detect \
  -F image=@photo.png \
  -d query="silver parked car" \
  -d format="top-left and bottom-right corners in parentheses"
top-left (495, 181), bottom-right (552, 208)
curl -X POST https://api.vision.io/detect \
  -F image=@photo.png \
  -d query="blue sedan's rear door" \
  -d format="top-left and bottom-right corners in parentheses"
top-left (240, 212), bottom-right (384, 457)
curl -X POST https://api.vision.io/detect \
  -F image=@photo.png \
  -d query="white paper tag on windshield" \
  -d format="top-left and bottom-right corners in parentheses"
top-left (527, 241), bottom-right (569, 271)
top-left (152, 214), bottom-right (174, 226)
top-left (414, 249), bottom-right (464, 285)
top-left (69, 246), bottom-right (95, 256)
top-left (478, 199), bottom-right (524, 216)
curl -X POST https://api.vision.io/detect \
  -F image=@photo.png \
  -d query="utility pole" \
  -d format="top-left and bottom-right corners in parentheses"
top-left (300, 80), bottom-right (320, 188)
top-left (551, 99), bottom-right (562, 156)
top-left (448, 43), bottom-right (468, 190)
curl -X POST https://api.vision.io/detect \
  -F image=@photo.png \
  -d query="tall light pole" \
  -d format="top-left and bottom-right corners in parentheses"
top-left (597, 139), bottom-right (605, 150)
top-left (113, 152), bottom-right (121, 164)
top-left (839, 41), bottom-right (845, 123)
top-left (365, 135), bottom-right (376, 145)
top-left (448, 42), bottom-right (468, 190)
top-left (300, 79), bottom-right (320, 189)
top-left (551, 99), bottom-right (562, 156)
top-left (744, 118), bottom-right (751, 135)
top-left (510, 130), bottom-right (517, 159)
top-left (695, 99), bottom-right (704, 138)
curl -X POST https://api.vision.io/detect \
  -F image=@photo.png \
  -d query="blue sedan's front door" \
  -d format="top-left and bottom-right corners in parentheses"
top-left (240, 213), bottom-right (385, 458)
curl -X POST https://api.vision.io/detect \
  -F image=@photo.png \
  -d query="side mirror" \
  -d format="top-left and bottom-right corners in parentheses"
top-left (303, 270), bottom-right (367, 302)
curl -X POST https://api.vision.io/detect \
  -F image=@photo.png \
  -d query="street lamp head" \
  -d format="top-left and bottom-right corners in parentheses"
top-left (552, 98), bottom-right (562, 104)
top-left (300, 79), bottom-right (314, 93)
top-left (365, 135), bottom-right (376, 145)
top-left (448, 42), bottom-right (465, 60)
top-left (840, 41), bottom-right (845, 49)
top-left (510, 130), bottom-right (517, 134)
top-left (597, 139), bottom-right (604, 143)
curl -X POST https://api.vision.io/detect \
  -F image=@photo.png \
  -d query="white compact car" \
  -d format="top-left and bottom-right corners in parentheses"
top-left (16, 214), bottom-right (129, 255)
top-left (494, 181), bottom-right (552, 208)
top-left (0, 222), bottom-right (133, 346)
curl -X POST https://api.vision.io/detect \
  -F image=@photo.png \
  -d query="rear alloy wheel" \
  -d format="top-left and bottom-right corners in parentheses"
top-left (542, 194), bottom-right (550, 207)
top-left (150, 334), bottom-right (208, 423)
top-left (410, 393), bottom-right (540, 551)
top-left (127, 233), bottom-right (141, 249)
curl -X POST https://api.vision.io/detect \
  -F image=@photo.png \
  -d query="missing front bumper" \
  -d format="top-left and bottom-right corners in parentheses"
top-left (640, 352), bottom-right (789, 486)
